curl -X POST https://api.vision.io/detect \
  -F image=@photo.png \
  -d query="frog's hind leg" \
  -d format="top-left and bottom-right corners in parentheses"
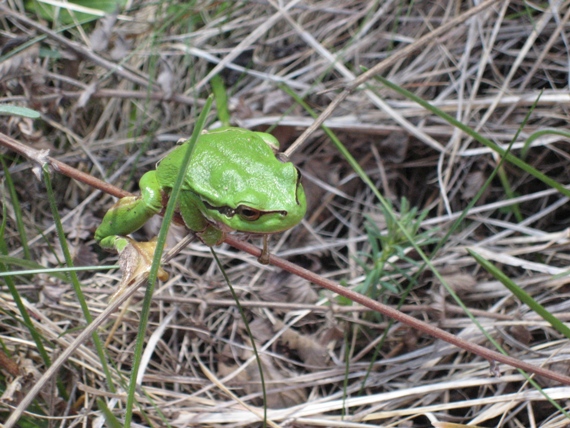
top-left (95, 171), bottom-right (164, 252)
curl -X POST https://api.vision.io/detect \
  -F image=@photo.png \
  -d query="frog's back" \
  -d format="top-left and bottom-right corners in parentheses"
top-left (156, 128), bottom-right (299, 210)
top-left (157, 128), bottom-right (270, 186)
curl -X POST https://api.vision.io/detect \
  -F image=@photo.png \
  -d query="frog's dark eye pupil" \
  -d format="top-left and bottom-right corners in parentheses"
top-left (237, 206), bottom-right (262, 221)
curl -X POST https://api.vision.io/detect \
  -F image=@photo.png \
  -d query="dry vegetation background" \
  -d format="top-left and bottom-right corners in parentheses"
top-left (3, 0), bottom-right (570, 426)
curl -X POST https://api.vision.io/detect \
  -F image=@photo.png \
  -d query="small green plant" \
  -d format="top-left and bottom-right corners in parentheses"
top-left (353, 198), bottom-right (433, 301)
top-left (25, 0), bottom-right (125, 25)
top-left (0, 105), bottom-right (40, 118)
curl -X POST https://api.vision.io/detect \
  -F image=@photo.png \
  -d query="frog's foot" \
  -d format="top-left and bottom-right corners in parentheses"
top-left (95, 170), bottom-right (164, 249)
top-left (99, 235), bottom-right (132, 253)
top-left (196, 225), bottom-right (226, 247)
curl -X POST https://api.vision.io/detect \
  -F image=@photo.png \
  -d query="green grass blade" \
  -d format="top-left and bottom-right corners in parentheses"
top-left (469, 249), bottom-right (570, 339)
top-left (42, 166), bottom-right (116, 394)
top-left (0, 105), bottom-right (40, 118)
top-left (0, 262), bottom-right (116, 278)
top-left (1, 157), bottom-right (31, 259)
top-left (211, 74), bottom-right (231, 127)
top-left (0, 177), bottom-right (55, 375)
top-left (96, 398), bottom-right (123, 428)
top-left (210, 248), bottom-right (268, 427)
top-left (0, 255), bottom-right (69, 280)
top-left (521, 128), bottom-right (570, 159)
top-left (124, 94), bottom-right (214, 427)
top-left (373, 74), bottom-right (570, 199)
top-left (284, 79), bottom-right (569, 417)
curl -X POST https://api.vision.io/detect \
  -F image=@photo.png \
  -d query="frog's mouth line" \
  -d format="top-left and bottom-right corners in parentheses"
top-left (294, 167), bottom-right (303, 206)
top-left (202, 200), bottom-right (287, 221)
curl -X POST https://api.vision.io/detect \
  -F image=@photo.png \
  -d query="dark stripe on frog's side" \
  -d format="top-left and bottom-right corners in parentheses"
top-left (202, 200), bottom-right (287, 219)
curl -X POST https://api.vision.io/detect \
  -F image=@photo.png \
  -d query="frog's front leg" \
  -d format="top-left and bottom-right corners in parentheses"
top-left (178, 192), bottom-right (226, 246)
top-left (95, 171), bottom-right (164, 252)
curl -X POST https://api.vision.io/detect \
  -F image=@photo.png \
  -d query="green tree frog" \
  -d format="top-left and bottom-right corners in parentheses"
top-left (95, 127), bottom-right (306, 262)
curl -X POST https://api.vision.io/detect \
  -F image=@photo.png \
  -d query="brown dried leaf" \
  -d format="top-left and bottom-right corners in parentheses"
top-left (262, 90), bottom-right (292, 114)
top-left (378, 132), bottom-right (409, 163)
top-left (219, 347), bottom-right (307, 409)
top-left (76, 83), bottom-right (97, 109)
top-left (259, 271), bottom-right (317, 305)
top-left (1, 358), bottom-right (39, 406)
top-left (287, 280), bottom-right (318, 304)
top-left (508, 324), bottom-right (532, 346)
top-left (41, 280), bottom-right (69, 304)
top-left (89, 13), bottom-right (117, 52)
top-left (157, 60), bottom-right (174, 98)
top-left (16, 117), bottom-right (43, 141)
top-left (1, 374), bottom-right (28, 405)
top-left (0, 38), bottom-right (39, 77)
top-left (111, 238), bottom-right (168, 302)
top-left (73, 244), bottom-right (98, 267)
top-left (248, 318), bottom-right (274, 343)
top-left (319, 325), bottom-right (344, 344)
top-left (110, 35), bottom-right (129, 61)
top-left (461, 170), bottom-right (487, 200)
top-left (0, 349), bottom-right (19, 377)
top-left (276, 321), bottom-right (330, 368)
top-left (438, 271), bottom-right (477, 294)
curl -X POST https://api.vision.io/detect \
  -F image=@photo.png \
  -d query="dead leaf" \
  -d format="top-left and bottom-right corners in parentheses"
top-left (0, 38), bottom-right (39, 77)
top-left (437, 271), bottom-right (477, 294)
top-left (219, 345), bottom-right (307, 409)
top-left (157, 60), bottom-right (174, 98)
top-left (287, 280), bottom-right (318, 304)
top-left (378, 132), bottom-right (409, 163)
top-left (110, 35), bottom-right (129, 61)
top-left (89, 13), bottom-right (117, 52)
top-left (259, 271), bottom-right (317, 306)
top-left (250, 318), bottom-right (330, 369)
top-left (262, 90), bottom-right (291, 114)
top-left (1, 358), bottom-right (39, 406)
top-left (508, 324), bottom-right (532, 346)
top-left (111, 237), bottom-right (168, 302)
top-left (76, 83), bottom-right (97, 109)
top-left (275, 321), bottom-right (329, 368)
top-left (461, 170), bottom-right (486, 200)
top-left (0, 349), bottom-right (19, 377)
top-left (248, 318), bottom-right (274, 343)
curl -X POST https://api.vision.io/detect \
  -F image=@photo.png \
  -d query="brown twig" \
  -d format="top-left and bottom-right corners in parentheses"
top-left (0, 131), bottom-right (129, 199)
top-left (227, 236), bottom-right (570, 386)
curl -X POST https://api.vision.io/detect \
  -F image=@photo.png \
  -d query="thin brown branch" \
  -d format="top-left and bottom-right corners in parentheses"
top-left (226, 236), bottom-right (570, 386)
top-left (0, 131), bottom-right (129, 199)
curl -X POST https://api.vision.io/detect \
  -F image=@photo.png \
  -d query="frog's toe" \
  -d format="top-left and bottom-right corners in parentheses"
top-left (99, 236), bottom-right (131, 253)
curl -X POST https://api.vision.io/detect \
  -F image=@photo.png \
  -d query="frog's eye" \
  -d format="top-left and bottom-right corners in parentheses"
top-left (236, 206), bottom-right (262, 221)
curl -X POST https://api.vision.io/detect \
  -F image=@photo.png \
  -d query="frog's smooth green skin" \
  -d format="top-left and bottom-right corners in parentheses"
top-left (95, 127), bottom-right (306, 254)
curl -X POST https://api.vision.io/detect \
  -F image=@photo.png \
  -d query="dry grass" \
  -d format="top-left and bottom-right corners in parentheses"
top-left (2, 0), bottom-right (570, 426)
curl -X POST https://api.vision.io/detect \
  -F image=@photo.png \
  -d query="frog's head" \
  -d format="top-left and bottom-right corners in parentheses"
top-left (200, 160), bottom-right (307, 234)
top-left (184, 128), bottom-right (307, 235)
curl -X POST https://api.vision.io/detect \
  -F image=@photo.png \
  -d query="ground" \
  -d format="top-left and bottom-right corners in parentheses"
top-left (2, 1), bottom-right (570, 427)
